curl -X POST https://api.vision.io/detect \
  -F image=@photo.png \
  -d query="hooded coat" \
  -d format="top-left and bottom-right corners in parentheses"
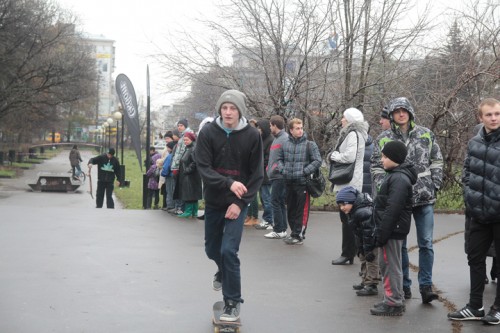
top-left (373, 162), bottom-right (418, 246)
top-left (345, 190), bottom-right (376, 254)
top-left (371, 97), bottom-right (443, 206)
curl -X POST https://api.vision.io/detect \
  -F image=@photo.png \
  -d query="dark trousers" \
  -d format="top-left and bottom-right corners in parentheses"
top-left (96, 181), bottom-right (114, 208)
top-left (204, 205), bottom-right (247, 303)
top-left (271, 179), bottom-right (287, 233)
top-left (146, 189), bottom-right (159, 209)
top-left (285, 183), bottom-right (310, 240)
top-left (340, 210), bottom-right (357, 258)
top-left (467, 218), bottom-right (500, 309)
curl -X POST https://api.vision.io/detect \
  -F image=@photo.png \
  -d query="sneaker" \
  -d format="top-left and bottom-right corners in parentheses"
top-left (266, 225), bottom-right (274, 230)
top-left (212, 271), bottom-right (222, 291)
top-left (482, 306), bottom-right (500, 325)
top-left (219, 300), bottom-right (240, 322)
top-left (283, 237), bottom-right (303, 245)
top-left (353, 283), bottom-right (365, 291)
top-left (254, 221), bottom-right (271, 230)
top-left (356, 285), bottom-right (378, 296)
top-left (373, 301), bottom-right (406, 312)
top-left (420, 285), bottom-right (438, 303)
top-left (370, 303), bottom-right (404, 316)
top-left (403, 287), bottom-right (412, 299)
top-left (264, 231), bottom-right (287, 239)
top-left (447, 304), bottom-right (485, 321)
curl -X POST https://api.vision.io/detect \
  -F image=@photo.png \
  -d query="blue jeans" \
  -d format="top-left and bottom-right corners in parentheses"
top-left (259, 184), bottom-right (272, 223)
top-left (205, 205), bottom-right (248, 303)
top-left (402, 204), bottom-right (435, 289)
top-left (270, 179), bottom-right (287, 233)
top-left (165, 177), bottom-right (175, 209)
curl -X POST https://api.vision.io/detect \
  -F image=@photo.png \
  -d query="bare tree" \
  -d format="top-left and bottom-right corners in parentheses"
top-left (155, 0), bottom-right (435, 153)
top-left (0, 0), bottom-right (98, 142)
top-left (409, 1), bottom-right (500, 187)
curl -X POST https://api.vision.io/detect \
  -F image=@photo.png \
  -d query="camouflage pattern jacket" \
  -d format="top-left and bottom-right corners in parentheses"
top-left (371, 121), bottom-right (443, 207)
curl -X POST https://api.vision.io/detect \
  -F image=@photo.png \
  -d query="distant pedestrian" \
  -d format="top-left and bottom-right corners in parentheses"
top-left (69, 145), bottom-right (83, 180)
top-left (88, 148), bottom-right (121, 209)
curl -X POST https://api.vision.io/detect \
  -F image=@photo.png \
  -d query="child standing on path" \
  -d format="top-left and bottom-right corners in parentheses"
top-left (371, 140), bottom-right (417, 316)
top-left (336, 186), bottom-right (379, 297)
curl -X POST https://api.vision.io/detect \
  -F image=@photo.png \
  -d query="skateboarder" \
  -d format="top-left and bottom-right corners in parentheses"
top-left (195, 89), bottom-right (263, 322)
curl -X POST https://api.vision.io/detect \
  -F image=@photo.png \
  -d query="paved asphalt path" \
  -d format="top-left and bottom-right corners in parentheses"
top-left (0, 150), bottom-right (495, 333)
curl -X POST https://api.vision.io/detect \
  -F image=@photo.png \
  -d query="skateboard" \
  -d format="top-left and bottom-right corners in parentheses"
top-left (212, 301), bottom-right (242, 333)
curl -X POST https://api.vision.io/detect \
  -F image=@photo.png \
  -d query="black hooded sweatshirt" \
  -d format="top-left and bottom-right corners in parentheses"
top-left (195, 117), bottom-right (264, 211)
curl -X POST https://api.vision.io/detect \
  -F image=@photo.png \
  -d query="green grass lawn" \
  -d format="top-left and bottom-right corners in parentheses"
top-left (114, 149), bottom-right (148, 209)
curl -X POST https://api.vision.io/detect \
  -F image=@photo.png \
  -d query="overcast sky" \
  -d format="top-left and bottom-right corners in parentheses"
top-left (56, 0), bottom-right (465, 108)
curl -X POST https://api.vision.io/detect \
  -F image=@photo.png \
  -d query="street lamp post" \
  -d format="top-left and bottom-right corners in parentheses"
top-left (106, 117), bottom-right (114, 150)
top-left (102, 122), bottom-right (109, 150)
top-left (113, 111), bottom-right (122, 157)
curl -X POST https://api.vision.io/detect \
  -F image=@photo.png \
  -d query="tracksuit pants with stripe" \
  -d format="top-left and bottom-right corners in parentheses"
top-left (378, 239), bottom-right (404, 307)
top-left (285, 182), bottom-right (310, 240)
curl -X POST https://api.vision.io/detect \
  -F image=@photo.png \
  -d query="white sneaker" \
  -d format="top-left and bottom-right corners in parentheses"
top-left (265, 231), bottom-right (287, 239)
top-left (266, 225), bottom-right (274, 230)
top-left (254, 221), bottom-right (271, 230)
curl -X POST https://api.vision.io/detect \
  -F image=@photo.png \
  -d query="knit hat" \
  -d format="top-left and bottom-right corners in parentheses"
top-left (215, 89), bottom-right (247, 119)
top-left (108, 148), bottom-right (115, 156)
top-left (380, 106), bottom-right (389, 119)
top-left (177, 119), bottom-right (188, 128)
top-left (343, 108), bottom-right (364, 123)
top-left (388, 97), bottom-right (415, 121)
top-left (381, 141), bottom-right (407, 164)
top-left (336, 186), bottom-right (358, 204)
top-left (166, 141), bottom-right (176, 150)
top-left (183, 131), bottom-right (196, 142)
top-left (164, 131), bottom-right (174, 140)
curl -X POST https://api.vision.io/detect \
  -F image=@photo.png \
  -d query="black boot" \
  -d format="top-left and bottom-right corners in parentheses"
top-left (420, 285), bottom-right (438, 304)
top-left (331, 256), bottom-right (354, 265)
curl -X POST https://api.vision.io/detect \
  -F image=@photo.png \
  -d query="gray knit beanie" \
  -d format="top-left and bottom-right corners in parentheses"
top-left (215, 90), bottom-right (247, 119)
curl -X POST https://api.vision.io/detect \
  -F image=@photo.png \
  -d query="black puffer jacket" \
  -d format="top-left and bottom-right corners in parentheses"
top-left (347, 192), bottom-right (375, 254)
top-left (374, 162), bottom-right (417, 246)
top-left (463, 128), bottom-right (500, 223)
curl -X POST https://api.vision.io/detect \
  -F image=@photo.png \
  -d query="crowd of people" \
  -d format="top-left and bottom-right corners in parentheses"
top-left (135, 92), bottom-right (500, 324)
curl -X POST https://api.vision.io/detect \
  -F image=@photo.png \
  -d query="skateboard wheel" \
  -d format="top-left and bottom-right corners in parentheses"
top-left (214, 327), bottom-right (220, 333)
top-left (235, 328), bottom-right (240, 333)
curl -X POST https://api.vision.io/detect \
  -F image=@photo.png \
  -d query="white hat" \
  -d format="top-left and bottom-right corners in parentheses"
top-left (343, 108), bottom-right (364, 123)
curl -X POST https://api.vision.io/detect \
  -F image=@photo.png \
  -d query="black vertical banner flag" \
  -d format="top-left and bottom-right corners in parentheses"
top-left (115, 74), bottom-right (142, 172)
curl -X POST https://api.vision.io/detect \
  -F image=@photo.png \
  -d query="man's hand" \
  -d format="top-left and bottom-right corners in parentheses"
top-left (225, 203), bottom-right (241, 220)
top-left (230, 181), bottom-right (247, 199)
